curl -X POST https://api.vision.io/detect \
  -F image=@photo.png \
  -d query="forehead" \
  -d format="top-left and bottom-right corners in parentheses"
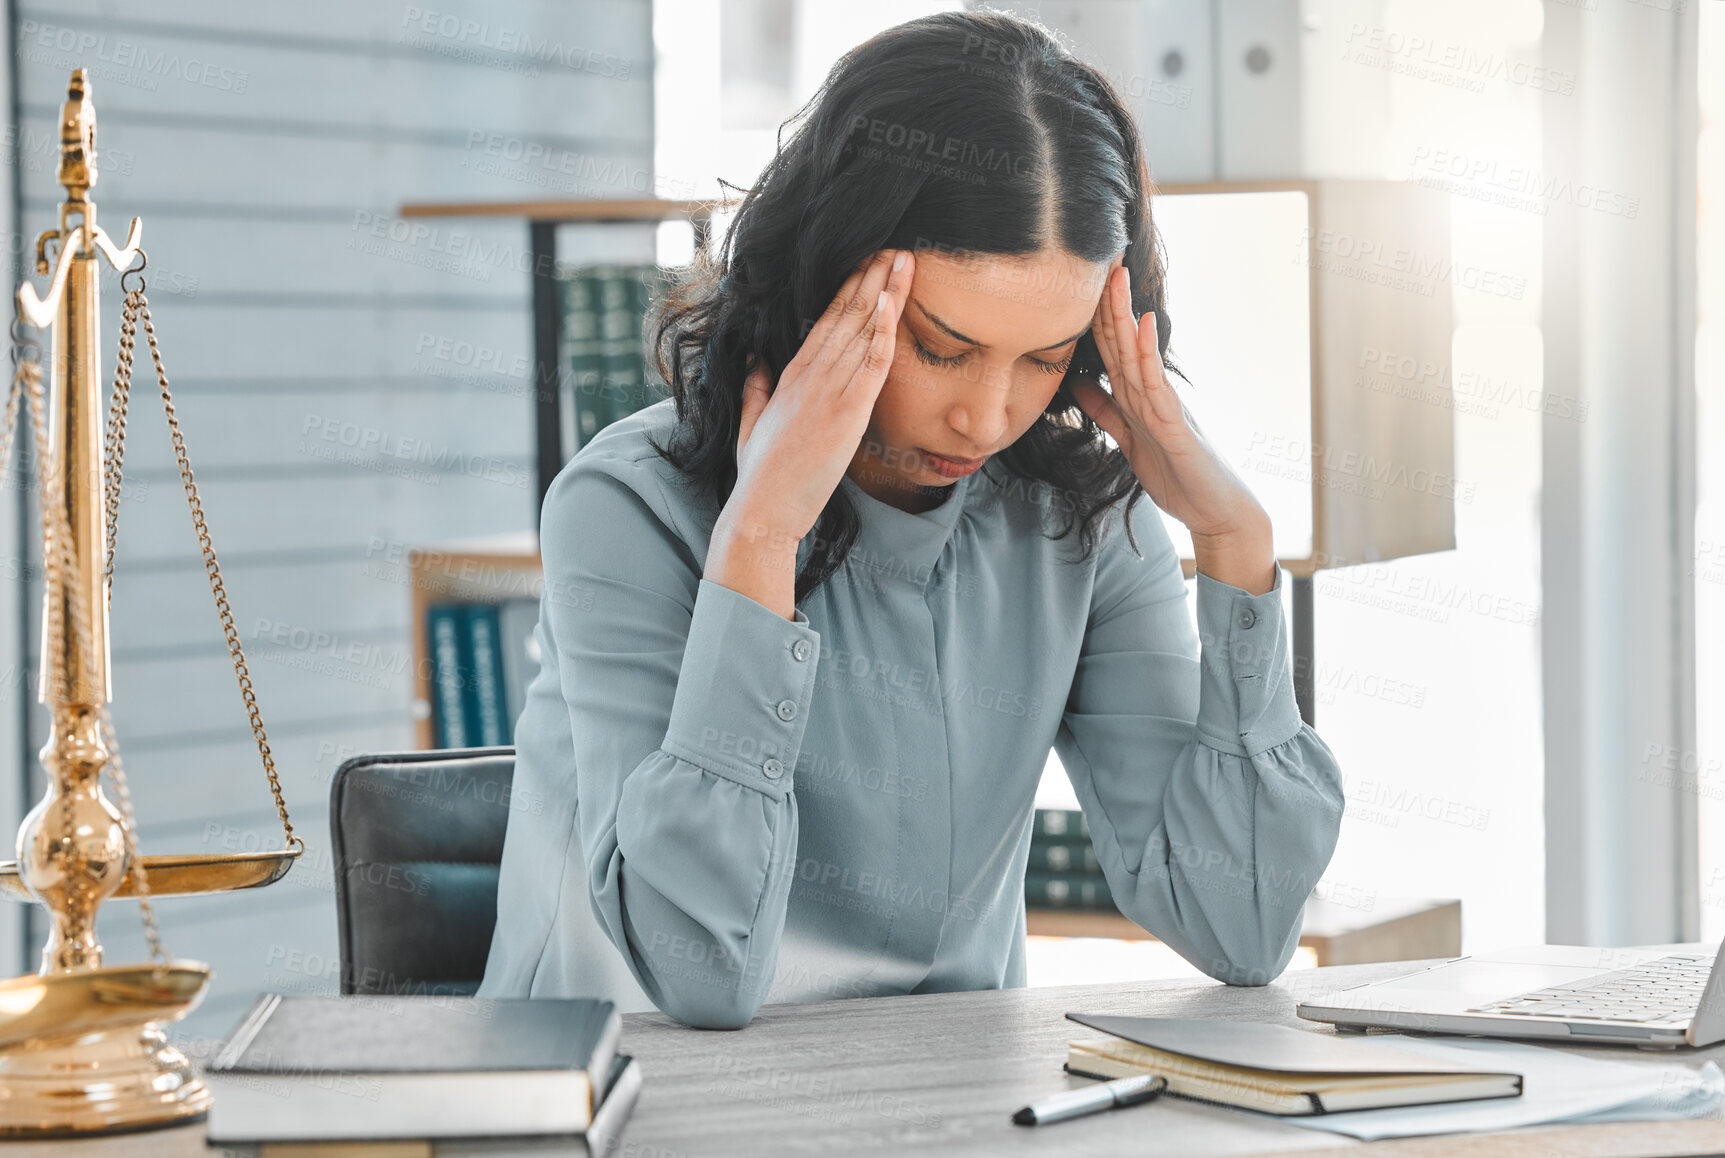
top-left (909, 248), bottom-right (1113, 348)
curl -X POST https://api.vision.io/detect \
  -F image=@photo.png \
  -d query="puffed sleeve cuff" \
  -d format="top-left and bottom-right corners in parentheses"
top-left (1193, 564), bottom-right (1304, 760)
top-left (661, 578), bottom-right (821, 799)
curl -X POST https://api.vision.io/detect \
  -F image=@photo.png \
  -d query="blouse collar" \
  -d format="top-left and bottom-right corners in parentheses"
top-left (834, 468), bottom-right (975, 588)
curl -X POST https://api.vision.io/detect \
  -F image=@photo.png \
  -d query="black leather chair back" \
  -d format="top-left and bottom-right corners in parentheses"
top-left (329, 747), bottom-right (515, 996)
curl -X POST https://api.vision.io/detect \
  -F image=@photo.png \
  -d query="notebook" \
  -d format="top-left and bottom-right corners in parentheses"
top-left (1065, 1013), bottom-right (1523, 1115)
top-left (206, 994), bottom-right (621, 1143)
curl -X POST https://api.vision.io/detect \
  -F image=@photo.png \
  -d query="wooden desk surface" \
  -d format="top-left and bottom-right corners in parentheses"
top-left (11, 959), bottom-right (1725, 1157)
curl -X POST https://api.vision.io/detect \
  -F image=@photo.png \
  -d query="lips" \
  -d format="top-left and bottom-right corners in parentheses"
top-left (920, 448), bottom-right (987, 479)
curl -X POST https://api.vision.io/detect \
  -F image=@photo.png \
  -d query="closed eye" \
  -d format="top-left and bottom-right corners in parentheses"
top-left (912, 338), bottom-right (1074, 375)
top-left (911, 338), bottom-right (966, 368)
top-left (1037, 352), bottom-right (1075, 375)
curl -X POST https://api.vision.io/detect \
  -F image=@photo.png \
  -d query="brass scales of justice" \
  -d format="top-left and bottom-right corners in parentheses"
top-left (0, 71), bottom-right (302, 1135)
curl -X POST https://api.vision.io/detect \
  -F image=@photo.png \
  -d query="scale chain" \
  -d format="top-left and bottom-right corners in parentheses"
top-left (101, 291), bottom-right (135, 602)
top-left (0, 345), bottom-right (22, 489)
top-left (95, 297), bottom-right (164, 961)
top-left (121, 281), bottom-right (302, 856)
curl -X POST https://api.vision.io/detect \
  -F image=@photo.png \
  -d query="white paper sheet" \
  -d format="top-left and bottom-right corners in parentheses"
top-left (1274, 1035), bottom-right (1724, 1141)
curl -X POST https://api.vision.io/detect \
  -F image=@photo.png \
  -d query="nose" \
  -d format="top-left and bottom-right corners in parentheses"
top-left (945, 402), bottom-right (1008, 452)
top-left (947, 373), bottom-right (1012, 450)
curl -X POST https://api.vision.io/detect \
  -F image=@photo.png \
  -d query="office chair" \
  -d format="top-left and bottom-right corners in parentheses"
top-left (329, 746), bottom-right (516, 996)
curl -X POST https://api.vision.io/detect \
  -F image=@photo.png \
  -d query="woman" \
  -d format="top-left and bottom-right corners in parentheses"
top-left (477, 10), bottom-right (1344, 1029)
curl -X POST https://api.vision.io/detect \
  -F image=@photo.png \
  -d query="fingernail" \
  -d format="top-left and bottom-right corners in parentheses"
top-left (892, 250), bottom-right (906, 272)
top-left (876, 290), bottom-right (889, 312)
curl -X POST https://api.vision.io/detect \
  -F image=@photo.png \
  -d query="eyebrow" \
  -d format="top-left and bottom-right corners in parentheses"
top-left (912, 299), bottom-right (1089, 352)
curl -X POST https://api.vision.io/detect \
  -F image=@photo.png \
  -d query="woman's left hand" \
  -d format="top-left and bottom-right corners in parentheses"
top-left (1071, 263), bottom-right (1277, 595)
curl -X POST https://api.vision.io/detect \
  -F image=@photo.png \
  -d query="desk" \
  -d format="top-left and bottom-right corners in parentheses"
top-left (12, 959), bottom-right (1724, 1157)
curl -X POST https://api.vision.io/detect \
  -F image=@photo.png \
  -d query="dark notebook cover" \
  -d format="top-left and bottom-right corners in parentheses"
top-left (210, 994), bottom-right (618, 1075)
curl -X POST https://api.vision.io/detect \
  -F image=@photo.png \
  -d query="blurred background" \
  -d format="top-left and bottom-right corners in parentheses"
top-left (0, 0), bottom-right (1716, 1041)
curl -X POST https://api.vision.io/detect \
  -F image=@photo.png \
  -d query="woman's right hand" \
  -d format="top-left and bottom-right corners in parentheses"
top-left (704, 248), bottom-right (913, 619)
top-left (724, 247), bottom-right (915, 552)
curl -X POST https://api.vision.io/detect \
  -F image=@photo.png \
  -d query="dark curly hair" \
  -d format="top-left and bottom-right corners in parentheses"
top-left (646, 8), bottom-right (1176, 605)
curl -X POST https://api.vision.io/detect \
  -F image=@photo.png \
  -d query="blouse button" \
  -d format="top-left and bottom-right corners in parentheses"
top-left (777, 699), bottom-right (799, 721)
top-left (1236, 607), bottom-right (1258, 630)
top-left (792, 639), bottom-right (811, 662)
top-left (763, 757), bottom-right (784, 780)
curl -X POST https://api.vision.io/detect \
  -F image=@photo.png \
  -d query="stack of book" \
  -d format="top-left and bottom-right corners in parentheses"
top-left (427, 598), bottom-right (540, 749)
top-left (205, 994), bottom-right (638, 1157)
top-left (558, 262), bottom-right (674, 455)
top-left (1025, 808), bottom-right (1116, 911)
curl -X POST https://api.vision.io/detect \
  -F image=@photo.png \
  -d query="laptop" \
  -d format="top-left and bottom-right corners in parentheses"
top-left (1296, 941), bottom-right (1725, 1049)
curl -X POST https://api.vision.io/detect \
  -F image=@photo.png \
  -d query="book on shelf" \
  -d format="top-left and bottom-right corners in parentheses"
top-left (1026, 838), bottom-right (1102, 876)
top-left (1032, 808), bottom-right (1090, 840)
top-left (428, 603), bottom-right (471, 749)
top-left (1025, 870), bottom-right (1115, 911)
top-left (558, 262), bottom-right (674, 458)
top-left (426, 596), bottom-right (542, 751)
top-left (466, 602), bottom-right (510, 746)
top-left (559, 267), bottom-right (604, 455)
top-left (204, 994), bottom-right (623, 1145)
top-left (596, 263), bottom-right (641, 434)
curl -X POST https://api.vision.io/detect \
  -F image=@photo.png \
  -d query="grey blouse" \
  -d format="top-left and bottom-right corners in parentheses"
top-left (476, 398), bottom-right (1345, 1028)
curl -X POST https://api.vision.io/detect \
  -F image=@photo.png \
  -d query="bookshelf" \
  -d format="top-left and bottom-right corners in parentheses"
top-left (396, 199), bottom-right (737, 751)
top-left (406, 532), bottom-right (541, 751)
top-left (1153, 179), bottom-right (1456, 580)
top-left (398, 197), bottom-right (740, 502)
top-left (1151, 179), bottom-right (1455, 725)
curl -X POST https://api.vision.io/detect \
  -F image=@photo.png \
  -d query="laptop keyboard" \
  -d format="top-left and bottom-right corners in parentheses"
top-left (1468, 954), bottom-right (1711, 1023)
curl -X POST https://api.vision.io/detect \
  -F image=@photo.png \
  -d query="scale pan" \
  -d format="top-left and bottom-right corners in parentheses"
top-left (0, 848), bottom-right (300, 902)
top-left (0, 961), bottom-right (209, 1049)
